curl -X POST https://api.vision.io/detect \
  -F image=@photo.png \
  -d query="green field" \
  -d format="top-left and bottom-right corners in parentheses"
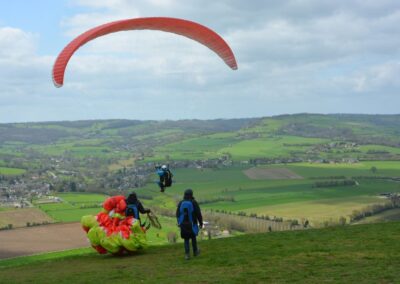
top-left (1, 222), bottom-right (400, 283)
top-left (36, 193), bottom-right (108, 222)
top-left (0, 166), bottom-right (26, 175)
top-left (144, 132), bottom-right (238, 162)
top-left (32, 142), bottom-right (130, 159)
top-left (143, 134), bottom-right (328, 162)
top-left (218, 135), bottom-right (327, 160)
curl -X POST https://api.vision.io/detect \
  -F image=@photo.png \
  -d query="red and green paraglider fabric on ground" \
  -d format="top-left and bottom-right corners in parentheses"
top-left (81, 195), bottom-right (147, 254)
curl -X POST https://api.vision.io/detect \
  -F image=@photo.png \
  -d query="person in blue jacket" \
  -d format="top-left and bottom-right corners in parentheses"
top-left (176, 189), bottom-right (203, 260)
top-left (156, 165), bottom-right (173, 192)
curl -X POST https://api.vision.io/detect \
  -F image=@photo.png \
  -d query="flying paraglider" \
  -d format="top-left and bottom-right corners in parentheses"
top-left (52, 17), bottom-right (237, 87)
top-left (156, 164), bottom-right (173, 192)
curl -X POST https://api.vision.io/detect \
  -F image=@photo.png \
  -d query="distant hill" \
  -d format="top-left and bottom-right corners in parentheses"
top-left (1, 221), bottom-right (399, 283)
top-left (1, 114), bottom-right (399, 146)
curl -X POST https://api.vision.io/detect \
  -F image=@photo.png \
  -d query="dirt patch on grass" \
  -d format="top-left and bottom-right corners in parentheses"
top-left (244, 167), bottom-right (303, 180)
top-left (0, 222), bottom-right (88, 259)
top-left (0, 208), bottom-right (54, 228)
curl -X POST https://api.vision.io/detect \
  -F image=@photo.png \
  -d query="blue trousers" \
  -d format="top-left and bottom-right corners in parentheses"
top-left (184, 236), bottom-right (198, 254)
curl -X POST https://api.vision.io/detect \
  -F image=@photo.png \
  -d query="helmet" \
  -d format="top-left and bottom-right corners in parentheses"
top-left (161, 165), bottom-right (167, 170)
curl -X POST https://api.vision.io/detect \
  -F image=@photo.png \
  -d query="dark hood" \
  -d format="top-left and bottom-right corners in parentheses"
top-left (184, 189), bottom-right (193, 200)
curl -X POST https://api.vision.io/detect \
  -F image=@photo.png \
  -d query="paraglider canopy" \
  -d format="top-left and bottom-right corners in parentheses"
top-left (52, 17), bottom-right (238, 87)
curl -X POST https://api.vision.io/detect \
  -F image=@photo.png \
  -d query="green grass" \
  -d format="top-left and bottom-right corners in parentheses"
top-left (0, 207), bottom-right (14, 212)
top-left (0, 166), bottom-right (26, 175)
top-left (36, 193), bottom-right (108, 222)
top-left (359, 145), bottom-right (400, 155)
top-left (56, 193), bottom-right (108, 204)
top-left (1, 222), bottom-right (400, 283)
top-left (32, 142), bottom-right (130, 159)
top-left (44, 208), bottom-right (104, 222)
top-left (145, 133), bottom-right (238, 162)
top-left (218, 135), bottom-right (326, 160)
top-left (144, 134), bottom-right (327, 162)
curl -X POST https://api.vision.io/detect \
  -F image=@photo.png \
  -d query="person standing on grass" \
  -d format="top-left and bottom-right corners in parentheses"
top-left (176, 189), bottom-right (203, 260)
top-left (125, 192), bottom-right (151, 226)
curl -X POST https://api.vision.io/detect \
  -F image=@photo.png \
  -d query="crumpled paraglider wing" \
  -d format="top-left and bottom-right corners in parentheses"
top-left (52, 17), bottom-right (238, 87)
top-left (81, 195), bottom-right (147, 255)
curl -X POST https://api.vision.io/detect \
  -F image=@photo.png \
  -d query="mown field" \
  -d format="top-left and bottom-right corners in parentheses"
top-left (1, 222), bottom-right (399, 283)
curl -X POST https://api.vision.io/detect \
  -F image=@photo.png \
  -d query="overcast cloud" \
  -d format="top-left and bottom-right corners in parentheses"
top-left (0, 0), bottom-right (399, 122)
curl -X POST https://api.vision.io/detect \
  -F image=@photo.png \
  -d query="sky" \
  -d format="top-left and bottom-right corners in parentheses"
top-left (0, 0), bottom-right (399, 123)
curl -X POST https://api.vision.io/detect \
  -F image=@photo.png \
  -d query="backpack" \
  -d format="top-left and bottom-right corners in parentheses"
top-left (125, 203), bottom-right (139, 220)
top-left (165, 170), bottom-right (173, 187)
top-left (177, 200), bottom-right (199, 235)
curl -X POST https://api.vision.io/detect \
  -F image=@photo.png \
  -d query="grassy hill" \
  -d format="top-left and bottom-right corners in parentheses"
top-left (1, 222), bottom-right (399, 283)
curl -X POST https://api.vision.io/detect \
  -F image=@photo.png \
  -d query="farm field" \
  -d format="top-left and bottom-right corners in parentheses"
top-left (0, 208), bottom-right (53, 228)
top-left (134, 162), bottom-right (400, 224)
top-left (1, 222), bottom-right (399, 283)
top-left (0, 166), bottom-right (26, 175)
top-left (218, 135), bottom-right (327, 160)
top-left (0, 223), bottom-right (87, 259)
top-left (36, 193), bottom-right (108, 222)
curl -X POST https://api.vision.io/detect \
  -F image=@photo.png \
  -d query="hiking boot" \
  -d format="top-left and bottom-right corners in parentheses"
top-left (185, 253), bottom-right (190, 260)
top-left (194, 249), bottom-right (200, 257)
top-left (160, 187), bottom-right (165, 193)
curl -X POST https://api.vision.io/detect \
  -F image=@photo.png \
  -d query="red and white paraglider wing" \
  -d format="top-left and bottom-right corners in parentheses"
top-left (52, 17), bottom-right (238, 87)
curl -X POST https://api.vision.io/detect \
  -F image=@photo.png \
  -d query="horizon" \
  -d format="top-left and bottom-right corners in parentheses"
top-left (1, 112), bottom-right (400, 125)
top-left (1, 1), bottom-right (400, 122)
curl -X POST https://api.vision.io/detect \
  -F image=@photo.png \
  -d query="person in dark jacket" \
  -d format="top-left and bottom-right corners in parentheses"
top-left (125, 192), bottom-right (151, 225)
top-left (176, 189), bottom-right (203, 260)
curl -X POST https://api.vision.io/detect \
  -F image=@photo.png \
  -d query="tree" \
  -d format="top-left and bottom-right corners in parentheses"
top-left (370, 166), bottom-right (378, 174)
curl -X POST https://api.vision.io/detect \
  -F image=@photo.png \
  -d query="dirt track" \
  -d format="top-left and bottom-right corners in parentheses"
top-left (0, 222), bottom-right (89, 259)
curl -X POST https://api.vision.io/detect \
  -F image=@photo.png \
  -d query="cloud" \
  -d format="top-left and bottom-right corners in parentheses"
top-left (0, 27), bottom-right (37, 59)
top-left (1, 1), bottom-right (400, 122)
top-left (351, 62), bottom-right (400, 93)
